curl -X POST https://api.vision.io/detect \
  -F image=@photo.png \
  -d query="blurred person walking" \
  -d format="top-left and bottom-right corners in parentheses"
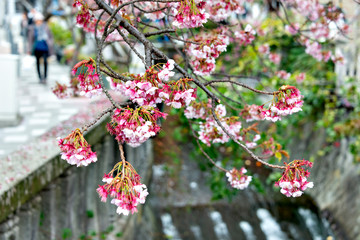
top-left (28, 12), bottom-right (54, 84)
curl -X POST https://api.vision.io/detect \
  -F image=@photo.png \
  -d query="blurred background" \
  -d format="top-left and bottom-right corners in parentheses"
top-left (0, 0), bottom-right (360, 240)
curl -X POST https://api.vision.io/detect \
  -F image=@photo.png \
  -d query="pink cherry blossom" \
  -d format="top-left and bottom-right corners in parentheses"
top-left (72, 58), bottom-right (103, 98)
top-left (296, 73), bottom-right (306, 83)
top-left (97, 161), bottom-right (148, 215)
top-left (269, 53), bottom-right (281, 65)
top-left (58, 128), bottom-right (97, 167)
top-left (240, 104), bottom-right (265, 122)
top-left (261, 85), bottom-right (303, 122)
top-left (111, 68), bottom-right (169, 107)
top-left (275, 159), bottom-right (314, 197)
top-left (276, 70), bottom-right (291, 80)
top-left (107, 106), bottom-right (167, 147)
top-left (285, 23), bottom-right (300, 35)
top-left (258, 44), bottom-right (270, 55)
top-left (198, 105), bottom-right (242, 146)
top-left (226, 167), bottom-right (252, 190)
top-left (52, 82), bottom-right (72, 99)
top-left (234, 24), bottom-right (256, 46)
top-left (158, 59), bottom-right (176, 82)
top-left (186, 30), bottom-right (229, 76)
top-left (305, 41), bottom-right (323, 61)
top-left (172, 0), bottom-right (209, 29)
top-left (206, 0), bottom-right (250, 22)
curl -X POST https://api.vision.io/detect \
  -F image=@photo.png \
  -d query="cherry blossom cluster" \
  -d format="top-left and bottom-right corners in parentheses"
top-left (165, 78), bottom-right (197, 109)
top-left (187, 103), bottom-right (261, 147)
top-left (184, 101), bottom-right (211, 120)
top-left (269, 53), bottom-right (281, 65)
top-left (107, 106), bottom-right (167, 147)
top-left (280, 0), bottom-right (348, 63)
top-left (296, 73), bottom-right (306, 83)
top-left (260, 137), bottom-right (276, 156)
top-left (285, 23), bottom-right (300, 35)
top-left (158, 59), bottom-right (175, 82)
top-left (302, 39), bottom-right (345, 64)
top-left (138, 2), bottom-right (166, 21)
top-left (285, 0), bottom-right (348, 34)
top-left (240, 104), bottom-right (265, 122)
top-left (241, 133), bottom-right (261, 149)
top-left (262, 85), bottom-right (303, 122)
top-left (283, 0), bottom-right (322, 21)
top-left (73, 0), bottom-right (127, 40)
top-left (304, 40), bottom-right (331, 62)
top-left (72, 58), bottom-right (102, 98)
top-left (57, 128), bottom-right (97, 167)
top-left (206, 0), bottom-right (249, 22)
top-left (276, 70), bottom-right (291, 80)
top-left (97, 161), bottom-right (148, 215)
top-left (198, 105), bottom-right (242, 146)
top-left (73, 0), bottom-right (94, 29)
top-left (258, 44), bottom-right (270, 55)
top-left (186, 31), bottom-right (229, 76)
top-left (52, 82), bottom-right (71, 99)
top-left (110, 68), bottom-right (166, 107)
top-left (275, 159), bottom-right (314, 197)
top-left (172, 0), bottom-right (209, 29)
top-left (111, 61), bottom-right (196, 108)
top-left (226, 167), bottom-right (252, 190)
top-left (135, 0), bottom-right (254, 24)
top-left (234, 24), bottom-right (256, 46)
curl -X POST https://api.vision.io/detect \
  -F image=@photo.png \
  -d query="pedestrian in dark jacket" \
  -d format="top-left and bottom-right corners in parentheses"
top-left (28, 13), bottom-right (54, 84)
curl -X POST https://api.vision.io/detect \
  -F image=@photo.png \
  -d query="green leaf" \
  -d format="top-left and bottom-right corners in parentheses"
top-left (275, 151), bottom-right (282, 161)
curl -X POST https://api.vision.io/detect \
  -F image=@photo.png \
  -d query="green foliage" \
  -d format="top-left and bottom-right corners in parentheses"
top-left (49, 21), bottom-right (73, 47)
top-left (251, 177), bottom-right (265, 194)
top-left (39, 211), bottom-right (44, 226)
top-left (209, 171), bottom-right (236, 201)
top-left (86, 210), bottom-right (94, 218)
top-left (77, 225), bottom-right (116, 240)
top-left (62, 228), bottom-right (72, 239)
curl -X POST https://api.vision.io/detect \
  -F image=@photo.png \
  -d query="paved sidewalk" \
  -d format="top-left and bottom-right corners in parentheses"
top-left (0, 56), bottom-right (93, 157)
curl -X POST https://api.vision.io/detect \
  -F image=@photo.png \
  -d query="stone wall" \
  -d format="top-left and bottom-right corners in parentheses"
top-left (0, 121), bottom-right (154, 240)
top-left (288, 124), bottom-right (360, 240)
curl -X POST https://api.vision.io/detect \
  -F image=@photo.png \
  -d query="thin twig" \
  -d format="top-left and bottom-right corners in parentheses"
top-left (95, 11), bottom-right (121, 108)
top-left (205, 79), bottom-right (279, 95)
top-left (82, 106), bottom-right (116, 132)
top-left (210, 100), bottom-right (285, 169)
top-left (189, 124), bottom-right (228, 172)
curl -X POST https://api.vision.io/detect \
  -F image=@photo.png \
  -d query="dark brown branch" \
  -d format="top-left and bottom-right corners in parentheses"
top-left (144, 29), bottom-right (176, 37)
top-left (99, 66), bottom-right (130, 81)
top-left (138, 21), bottom-right (161, 30)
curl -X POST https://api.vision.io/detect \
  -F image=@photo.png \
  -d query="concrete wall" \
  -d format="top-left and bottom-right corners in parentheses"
top-left (288, 124), bottom-right (360, 240)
